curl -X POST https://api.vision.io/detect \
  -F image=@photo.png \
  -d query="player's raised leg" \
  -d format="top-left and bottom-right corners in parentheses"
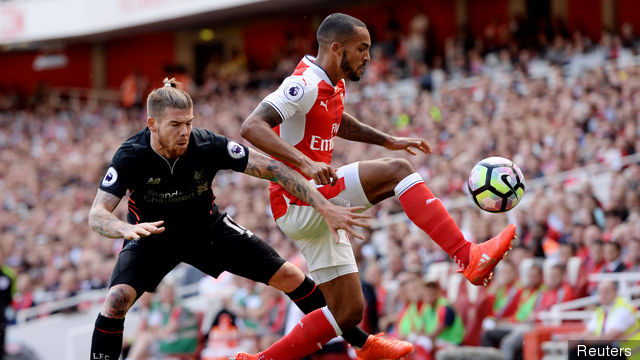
top-left (358, 158), bottom-right (516, 286)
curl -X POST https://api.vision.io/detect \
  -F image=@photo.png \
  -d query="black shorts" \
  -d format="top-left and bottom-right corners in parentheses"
top-left (109, 214), bottom-right (286, 297)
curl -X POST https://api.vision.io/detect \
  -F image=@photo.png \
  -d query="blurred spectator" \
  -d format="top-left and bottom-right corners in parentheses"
top-left (538, 264), bottom-right (574, 311)
top-left (577, 239), bottom-right (606, 296)
top-left (125, 281), bottom-right (199, 360)
top-left (250, 286), bottom-right (287, 351)
top-left (554, 243), bottom-right (576, 267)
top-left (624, 238), bottom-right (640, 271)
top-left (120, 69), bottom-right (148, 109)
top-left (359, 273), bottom-right (380, 336)
top-left (394, 273), bottom-right (424, 342)
top-left (486, 261), bottom-right (520, 321)
top-left (481, 264), bottom-right (544, 360)
top-left (11, 273), bottom-right (35, 312)
top-left (395, 279), bottom-right (464, 360)
top-left (602, 241), bottom-right (627, 273)
top-left (0, 257), bottom-right (15, 359)
top-left (418, 281), bottom-right (464, 359)
top-left (568, 281), bottom-right (640, 360)
top-left (201, 310), bottom-right (243, 360)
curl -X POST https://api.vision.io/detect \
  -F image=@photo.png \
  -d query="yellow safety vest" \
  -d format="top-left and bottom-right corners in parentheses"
top-left (594, 297), bottom-right (640, 359)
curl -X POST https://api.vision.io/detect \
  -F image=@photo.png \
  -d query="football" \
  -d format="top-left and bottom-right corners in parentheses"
top-left (467, 156), bottom-right (526, 213)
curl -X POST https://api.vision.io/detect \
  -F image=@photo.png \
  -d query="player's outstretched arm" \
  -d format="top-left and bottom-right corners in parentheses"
top-left (244, 148), bottom-right (370, 240)
top-left (241, 103), bottom-right (338, 185)
top-left (339, 111), bottom-right (431, 155)
top-left (88, 189), bottom-right (165, 240)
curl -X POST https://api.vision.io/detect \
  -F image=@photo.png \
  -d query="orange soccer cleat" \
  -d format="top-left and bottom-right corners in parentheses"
top-left (230, 353), bottom-right (260, 360)
top-left (355, 333), bottom-right (414, 360)
top-left (459, 224), bottom-right (517, 286)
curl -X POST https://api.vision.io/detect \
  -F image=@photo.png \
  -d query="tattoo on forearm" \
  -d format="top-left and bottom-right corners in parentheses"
top-left (337, 113), bottom-right (388, 145)
top-left (89, 211), bottom-right (129, 238)
top-left (89, 190), bottom-right (128, 238)
top-left (275, 163), bottom-right (317, 207)
top-left (245, 150), bottom-right (319, 207)
top-left (244, 153), bottom-right (279, 182)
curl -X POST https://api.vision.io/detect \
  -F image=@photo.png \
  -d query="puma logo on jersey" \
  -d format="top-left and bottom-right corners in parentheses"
top-left (320, 100), bottom-right (328, 111)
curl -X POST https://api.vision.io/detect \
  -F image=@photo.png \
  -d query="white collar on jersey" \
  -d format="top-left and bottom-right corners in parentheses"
top-left (302, 55), bottom-right (336, 87)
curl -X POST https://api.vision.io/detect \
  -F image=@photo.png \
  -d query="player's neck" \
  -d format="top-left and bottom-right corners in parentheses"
top-left (150, 135), bottom-right (179, 162)
top-left (314, 53), bottom-right (342, 86)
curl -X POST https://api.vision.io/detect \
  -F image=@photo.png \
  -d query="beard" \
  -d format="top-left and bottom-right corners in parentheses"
top-left (157, 128), bottom-right (188, 159)
top-left (340, 50), bottom-right (363, 81)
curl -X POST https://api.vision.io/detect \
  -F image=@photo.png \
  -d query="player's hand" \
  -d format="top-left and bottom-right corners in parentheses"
top-left (319, 205), bottom-right (372, 243)
top-left (299, 159), bottom-right (338, 186)
top-left (122, 220), bottom-right (165, 240)
top-left (384, 136), bottom-right (431, 155)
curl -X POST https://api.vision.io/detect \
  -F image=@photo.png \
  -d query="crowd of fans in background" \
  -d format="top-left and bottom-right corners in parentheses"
top-left (1, 13), bottom-right (640, 359)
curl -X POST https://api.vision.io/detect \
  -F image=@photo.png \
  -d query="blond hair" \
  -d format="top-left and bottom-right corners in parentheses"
top-left (146, 77), bottom-right (193, 118)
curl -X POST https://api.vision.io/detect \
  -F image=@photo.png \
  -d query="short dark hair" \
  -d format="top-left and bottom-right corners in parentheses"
top-left (550, 263), bottom-right (566, 273)
top-left (424, 281), bottom-right (440, 291)
top-left (316, 13), bottom-right (366, 45)
top-left (604, 241), bottom-right (622, 252)
top-left (530, 263), bottom-right (543, 273)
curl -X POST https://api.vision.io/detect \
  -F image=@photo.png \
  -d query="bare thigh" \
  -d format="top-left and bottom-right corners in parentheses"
top-left (358, 158), bottom-right (415, 204)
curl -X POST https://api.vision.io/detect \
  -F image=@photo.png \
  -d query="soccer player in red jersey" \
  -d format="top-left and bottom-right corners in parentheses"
top-left (233, 13), bottom-right (516, 360)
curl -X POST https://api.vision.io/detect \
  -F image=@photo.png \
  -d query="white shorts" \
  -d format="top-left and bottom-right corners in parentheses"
top-left (275, 162), bottom-right (372, 284)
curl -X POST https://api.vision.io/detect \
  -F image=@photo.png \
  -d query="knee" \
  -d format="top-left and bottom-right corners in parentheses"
top-left (269, 262), bottom-right (305, 293)
top-left (101, 284), bottom-right (136, 319)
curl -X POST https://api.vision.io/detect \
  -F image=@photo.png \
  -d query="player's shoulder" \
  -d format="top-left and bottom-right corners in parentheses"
top-left (190, 127), bottom-right (216, 148)
top-left (190, 127), bottom-right (235, 152)
top-left (277, 73), bottom-right (320, 103)
top-left (113, 128), bottom-right (149, 161)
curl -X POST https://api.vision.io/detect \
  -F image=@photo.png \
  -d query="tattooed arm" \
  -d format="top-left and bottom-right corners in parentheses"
top-left (244, 148), bottom-right (370, 240)
top-left (88, 189), bottom-right (164, 240)
top-left (339, 111), bottom-right (431, 155)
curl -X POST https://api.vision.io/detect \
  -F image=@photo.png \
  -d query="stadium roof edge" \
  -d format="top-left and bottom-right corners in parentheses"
top-left (0, 0), bottom-right (331, 48)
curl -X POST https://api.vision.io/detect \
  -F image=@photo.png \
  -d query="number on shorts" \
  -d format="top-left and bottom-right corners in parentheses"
top-left (223, 216), bottom-right (253, 236)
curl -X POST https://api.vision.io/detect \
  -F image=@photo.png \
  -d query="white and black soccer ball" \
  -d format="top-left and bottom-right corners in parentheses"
top-left (467, 156), bottom-right (525, 213)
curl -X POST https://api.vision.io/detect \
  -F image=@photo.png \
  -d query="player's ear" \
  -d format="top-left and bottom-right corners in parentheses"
top-left (147, 117), bottom-right (156, 132)
top-left (330, 41), bottom-right (343, 56)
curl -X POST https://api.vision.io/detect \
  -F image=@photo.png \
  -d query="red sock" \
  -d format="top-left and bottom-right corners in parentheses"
top-left (395, 174), bottom-right (471, 267)
top-left (259, 308), bottom-right (338, 360)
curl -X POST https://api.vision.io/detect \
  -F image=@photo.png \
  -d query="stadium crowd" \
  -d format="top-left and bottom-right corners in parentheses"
top-left (1, 13), bottom-right (640, 360)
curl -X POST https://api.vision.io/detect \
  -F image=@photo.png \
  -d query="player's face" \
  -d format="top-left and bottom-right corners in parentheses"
top-left (340, 26), bottom-right (370, 81)
top-left (153, 107), bottom-right (193, 159)
top-left (597, 281), bottom-right (616, 305)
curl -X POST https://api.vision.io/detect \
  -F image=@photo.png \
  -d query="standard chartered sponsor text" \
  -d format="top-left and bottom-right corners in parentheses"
top-left (143, 185), bottom-right (208, 204)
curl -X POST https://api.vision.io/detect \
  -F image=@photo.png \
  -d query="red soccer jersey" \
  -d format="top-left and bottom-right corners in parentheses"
top-left (262, 56), bottom-right (346, 219)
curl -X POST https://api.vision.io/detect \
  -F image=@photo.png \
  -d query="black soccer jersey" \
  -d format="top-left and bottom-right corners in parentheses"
top-left (99, 127), bottom-right (249, 228)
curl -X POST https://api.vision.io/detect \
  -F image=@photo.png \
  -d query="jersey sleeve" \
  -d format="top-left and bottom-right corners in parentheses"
top-left (211, 133), bottom-right (250, 172)
top-left (262, 75), bottom-right (317, 121)
top-left (98, 147), bottom-right (131, 198)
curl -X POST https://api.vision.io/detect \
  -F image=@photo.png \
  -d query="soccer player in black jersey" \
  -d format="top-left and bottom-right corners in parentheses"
top-left (88, 78), bottom-right (371, 360)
